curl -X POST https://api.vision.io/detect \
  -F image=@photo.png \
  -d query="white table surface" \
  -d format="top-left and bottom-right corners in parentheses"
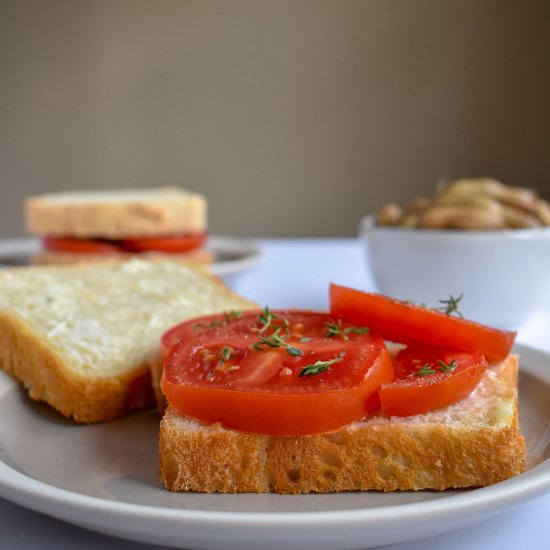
top-left (1, 238), bottom-right (549, 550)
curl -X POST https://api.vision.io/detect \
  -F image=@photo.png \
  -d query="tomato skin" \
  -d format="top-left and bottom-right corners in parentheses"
top-left (42, 233), bottom-right (206, 255)
top-left (329, 284), bottom-right (516, 362)
top-left (161, 310), bottom-right (395, 436)
top-left (379, 348), bottom-right (488, 416)
top-left (42, 236), bottom-right (121, 254)
top-left (119, 233), bottom-right (206, 253)
top-left (161, 310), bottom-right (254, 358)
top-left (162, 341), bottom-right (394, 436)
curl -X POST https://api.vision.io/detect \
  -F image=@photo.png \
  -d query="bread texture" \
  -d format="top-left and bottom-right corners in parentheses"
top-left (25, 187), bottom-right (206, 238)
top-left (30, 247), bottom-right (213, 266)
top-left (159, 355), bottom-right (525, 493)
top-left (0, 259), bottom-right (256, 423)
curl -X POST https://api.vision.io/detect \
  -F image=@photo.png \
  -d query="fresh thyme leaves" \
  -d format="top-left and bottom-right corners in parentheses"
top-left (346, 326), bottom-right (370, 335)
top-left (403, 294), bottom-right (464, 317)
top-left (435, 294), bottom-right (464, 317)
top-left (251, 327), bottom-right (304, 357)
top-left (437, 359), bottom-right (458, 372)
top-left (415, 359), bottom-right (458, 376)
top-left (325, 320), bottom-right (369, 340)
top-left (194, 310), bottom-right (243, 331)
top-left (251, 328), bottom-right (286, 349)
top-left (415, 365), bottom-right (438, 376)
top-left (193, 319), bottom-right (222, 331)
top-left (258, 306), bottom-right (278, 333)
top-left (325, 320), bottom-right (346, 338)
top-left (299, 351), bottom-right (346, 378)
top-left (298, 337), bottom-right (313, 342)
top-left (218, 346), bottom-right (233, 365)
top-left (224, 310), bottom-right (242, 322)
top-left (282, 316), bottom-right (291, 338)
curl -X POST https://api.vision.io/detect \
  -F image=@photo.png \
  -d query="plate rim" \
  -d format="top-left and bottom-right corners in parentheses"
top-left (0, 236), bottom-right (263, 277)
top-left (0, 342), bottom-right (548, 531)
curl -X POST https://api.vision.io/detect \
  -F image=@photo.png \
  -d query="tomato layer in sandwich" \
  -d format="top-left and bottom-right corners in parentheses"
top-left (42, 233), bottom-right (207, 255)
top-left (160, 292), bottom-right (515, 436)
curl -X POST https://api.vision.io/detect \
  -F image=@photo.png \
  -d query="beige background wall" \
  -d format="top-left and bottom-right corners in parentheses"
top-left (1, 0), bottom-right (549, 238)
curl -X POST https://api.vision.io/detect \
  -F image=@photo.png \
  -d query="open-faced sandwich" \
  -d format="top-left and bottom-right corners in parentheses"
top-left (0, 258), bottom-right (525, 494)
top-left (159, 285), bottom-right (525, 493)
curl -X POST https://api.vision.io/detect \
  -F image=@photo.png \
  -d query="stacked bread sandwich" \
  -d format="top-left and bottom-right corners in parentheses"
top-left (25, 187), bottom-right (210, 264)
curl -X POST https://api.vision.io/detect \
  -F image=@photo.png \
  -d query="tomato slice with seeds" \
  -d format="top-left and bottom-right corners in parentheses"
top-left (160, 309), bottom-right (359, 358)
top-left (161, 310), bottom-right (394, 436)
top-left (379, 347), bottom-right (488, 416)
top-left (119, 233), bottom-right (206, 253)
top-left (161, 310), bottom-right (251, 358)
top-left (330, 284), bottom-right (516, 361)
top-left (42, 236), bottom-right (121, 254)
top-left (42, 233), bottom-right (206, 255)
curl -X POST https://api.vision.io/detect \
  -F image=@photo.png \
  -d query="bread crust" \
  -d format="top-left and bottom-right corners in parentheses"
top-left (0, 312), bottom-right (155, 423)
top-left (25, 187), bottom-right (206, 238)
top-left (0, 259), bottom-right (257, 423)
top-left (159, 356), bottom-right (526, 493)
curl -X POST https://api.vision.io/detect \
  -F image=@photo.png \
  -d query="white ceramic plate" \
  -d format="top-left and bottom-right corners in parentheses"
top-left (0, 236), bottom-right (262, 283)
top-left (0, 344), bottom-right (548, 550)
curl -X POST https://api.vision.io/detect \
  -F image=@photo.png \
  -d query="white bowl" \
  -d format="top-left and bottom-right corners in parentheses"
top-left (359, 214), bottom-right (550, 328)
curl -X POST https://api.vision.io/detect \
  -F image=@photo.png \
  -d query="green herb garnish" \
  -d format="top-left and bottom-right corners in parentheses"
top-left (435, 294), bottom-right (464, 317)
top-left (415, 365), bottom-right (438, 376)
top-left (258, 306), bottom-right (278, 333)
top-left (193, 319), bottom-right (222, 331)
top-left (251, 328), bottom-right (303, 357)
top-left (437, 359), bottom-right (458, 372)
top-left (194, 310), bottom-right (243, 332)
top-left (218, 346), bottom-right (233, 365)
top-left (224, 310), bottom-right (242, 322)
top-left (325, 320), bottom-right (369, 340)
top-left (415, 358), bottom-right (458, 377)
top-left (299, 351), bottom-right (346, 378)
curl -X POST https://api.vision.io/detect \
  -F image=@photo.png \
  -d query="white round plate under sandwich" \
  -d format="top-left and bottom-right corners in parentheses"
top-left (0, 342), bottom-right (548, 549)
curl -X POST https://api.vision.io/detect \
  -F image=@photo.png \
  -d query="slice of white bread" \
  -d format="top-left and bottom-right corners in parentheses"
top-left (0, 259), bottom-right (256, 423)
top-left (25, 187), bottom-right (206, 238)
top-left (159, 355), bottom-right (525, 493)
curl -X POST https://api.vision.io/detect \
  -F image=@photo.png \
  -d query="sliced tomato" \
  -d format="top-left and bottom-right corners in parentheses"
top-left (379, 348), bottom-right (488, 416)
top-left (161, 310), bottom-right (394, 436)
top-left (42, 233), bottom-right (206, 255)
top-left (329, 284), bottom-right (516, 361)
top-left (119, 233), bottom-right (206, 253)
top-left (42, 236), bottom-right (121, 254)
top-left (161, 310), bottom-right (252, 358)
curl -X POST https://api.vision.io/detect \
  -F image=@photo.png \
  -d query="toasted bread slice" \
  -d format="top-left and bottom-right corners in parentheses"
top-left (159, 355), bottom-right (525, 493)
top-left (0, 259), bottom-right (256, 423)
top-left (25, 187), bottom-right (206, 238)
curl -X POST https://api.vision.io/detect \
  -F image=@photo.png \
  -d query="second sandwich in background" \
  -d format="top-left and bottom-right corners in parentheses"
top-left (25, 187), bottom-right (211, 264)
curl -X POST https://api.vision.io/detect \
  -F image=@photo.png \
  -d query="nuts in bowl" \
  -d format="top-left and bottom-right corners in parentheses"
top-left (361, 178), bottom-right (550, 328)
top-left (377, 178), bottom-right (550, 230)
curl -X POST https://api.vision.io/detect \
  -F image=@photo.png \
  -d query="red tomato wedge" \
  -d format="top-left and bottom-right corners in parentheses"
top-left (379, 348), bottom-right (488, 416)
top-left (42, 236), bottom-right (120, 254)
top-left (330, 284), bottom-right (516, 361)
top-left (119, 233), bottom-right (206, 253)
top-left (161, 310), bottom-right (394, 436)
